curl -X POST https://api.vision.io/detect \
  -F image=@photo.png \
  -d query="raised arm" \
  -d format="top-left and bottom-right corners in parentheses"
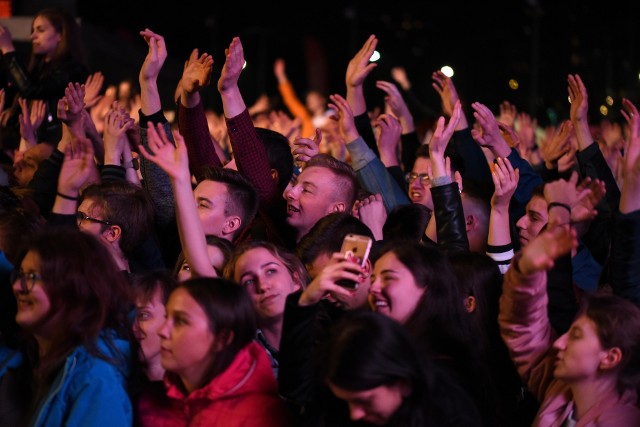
top-left (176, 48), bottom-right (223, 178)
top-left (345, 35), bottom-right (379, 153)
top-left (487, 157), bottom-right (519, 273)
top-left (499, 225), bottom-right (577, 401)
top-left (609, 98), bottom-right (640, 304)
top-left (137, 28), bottom-right (175, 227)
top-left (329, 93), bottom-right (409, 212)
top-left (139, 123), bottom-right (216, 278)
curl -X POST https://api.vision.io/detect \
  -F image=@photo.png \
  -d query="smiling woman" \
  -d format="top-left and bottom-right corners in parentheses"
top-left (6, 227), bottom-right (135, 426)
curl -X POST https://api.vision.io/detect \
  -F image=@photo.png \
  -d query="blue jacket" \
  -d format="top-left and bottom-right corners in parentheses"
top-left (30, 332), bottom-right (133, 427)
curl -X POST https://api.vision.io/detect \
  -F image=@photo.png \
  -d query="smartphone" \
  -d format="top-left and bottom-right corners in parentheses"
top-left (335, 233), bottom-right (373, 289)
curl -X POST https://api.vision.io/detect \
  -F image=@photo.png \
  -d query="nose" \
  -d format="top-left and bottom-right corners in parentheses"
top-left (256, 276), bottom-right (271, 294)
top-left (284, 184), bottom-right (300, 201)
top-left (369, 276), bottom-right (381, 294)
top-left (552, 332), bottom-right (568, 351)
top-left (157, 319), bottom-right (170, 339)
top-left (349, 404), bottom-right (366, 421)
top-left (516, 215), bottom-right (528, 230)
top-left (409, 177), bottom-right (422, 189)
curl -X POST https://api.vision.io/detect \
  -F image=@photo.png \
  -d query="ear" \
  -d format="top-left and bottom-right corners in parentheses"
top-left (102, 224), bottom-right (122, 244)
top-left (330, 202), bottom-right (346, 213)
top-left (222, 216), bottom-right (241, 236)
top-left (464, 296), bottom-right (477, 313)
top-left (599, 347), bottom-right (623, 371)
top-left (465, 214), bottom-right (475, 232)
top-left (291, 271), bottom-right (303, 292)
top-left (270, 168), bottom-right (279, 183)
top-left (213, 330), bottom-right (235, 352)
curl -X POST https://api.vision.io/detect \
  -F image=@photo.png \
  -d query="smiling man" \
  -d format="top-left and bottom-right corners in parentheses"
top-left (283, 154), bottom-right (359, 242)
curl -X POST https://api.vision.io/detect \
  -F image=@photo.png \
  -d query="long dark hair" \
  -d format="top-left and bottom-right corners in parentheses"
top-left (28, 7), bottom-right (86, 72)
top-left (319, 311), bottom-right (480, 427)
top-left (15, 227), bottom-right (134, 402)
top-left (166, 278), bottom-right (257, 388)
top-left (375, 240), bottom-right (498, 426)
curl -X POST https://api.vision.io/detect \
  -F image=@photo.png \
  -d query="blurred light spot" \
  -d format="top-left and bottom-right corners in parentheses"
top-left (605, 96), bottom-right (613, 106)
top-left (599, 105), bottom-right (608, 116)
top-left (509, 79), bottom-right (519, 90)
top-left (242, 61), bottom-right (247, 69)
top-left (440, 65), bottom-right (454, 77)
top-left (370, 50), bottom-right (381, 62)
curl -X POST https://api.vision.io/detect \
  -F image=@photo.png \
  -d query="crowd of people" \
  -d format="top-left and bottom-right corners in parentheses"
top-left (1, 6), bottom-right (640, 427)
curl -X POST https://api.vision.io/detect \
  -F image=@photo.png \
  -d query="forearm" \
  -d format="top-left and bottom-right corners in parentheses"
top-left (140, 79), bottom-right (161, 116)
top-left (172, 175), bottom-right (216, 277)
top-left (177, 99), bottom-right (222, 180)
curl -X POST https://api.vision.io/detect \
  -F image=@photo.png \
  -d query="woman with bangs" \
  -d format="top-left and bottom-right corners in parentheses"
top-left (8, 227), bottom-right (135, 426)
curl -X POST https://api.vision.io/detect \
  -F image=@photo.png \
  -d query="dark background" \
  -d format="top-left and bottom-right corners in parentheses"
top-left (10, 0), bottom-right (640, 128)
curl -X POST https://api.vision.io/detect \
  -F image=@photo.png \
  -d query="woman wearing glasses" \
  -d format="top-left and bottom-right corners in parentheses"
top-left (6, 227), bottom-right (135, 426)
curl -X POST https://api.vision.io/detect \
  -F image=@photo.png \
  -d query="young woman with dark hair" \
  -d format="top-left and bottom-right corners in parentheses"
top-left (139, 277), bottom-right (292, 426)
top-left (369, 240), bottom-right (498, 426)
top-left (9, 227), bottom-right (135, 426)
top-left (320, 310), bottom-right (480, 426)
top-left (0, 7), bottom-right (89, 147)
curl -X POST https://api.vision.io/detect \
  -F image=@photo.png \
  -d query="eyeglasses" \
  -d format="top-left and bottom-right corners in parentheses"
top-left (76, 211), bottom-right (112, 226)
top-left (11, 269), bottom-right (42, 293)
top-left (405, 172), bottom-right (431, 186)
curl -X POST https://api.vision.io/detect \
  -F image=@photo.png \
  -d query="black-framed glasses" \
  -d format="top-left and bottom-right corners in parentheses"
top-left (10, 269), bottom-right (42, 293)
top-left (405, 172), bottom-right (431, 186)
top-left (76, 211), bottom-right (112, 226)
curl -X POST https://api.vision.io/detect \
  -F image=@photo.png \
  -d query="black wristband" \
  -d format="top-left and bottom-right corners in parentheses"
top-left (548, 202), bottom-right (571, 213)
top-left (56, 192), bottom-right (77, 201)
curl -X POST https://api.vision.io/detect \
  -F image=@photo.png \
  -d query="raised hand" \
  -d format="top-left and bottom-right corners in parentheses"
top-left (138, 123), bottom-right (189, 183)
top-left (139, 29), bottom-right (167, 83)
top-left (328, 93), bottom-right (359, 143)
top-left (218, 37), bottom-right (244, 94)
top-left (429, 101), bottom-right (462, 180)
top-left (431, 70), bottom-right (461, 118)
top-left (84, 71), bottom-right (105, 109)
top-left (345, 34), bottom-right (378, 89)
top-left (568, 74), bottom-right (593, 151)
top-left (471, 102), bottom-right (512, 158)
top-left (518, 225), bottom-right (578, 275)
top-left (490, 157), bottom-right (520, 209)
top-left (497, 100), bottom-right (517, 128)
top-left (571, 176), bottom-right (606, 223)
top-left (273, 57), bottom-right (286, 81)
top-left (292, 129), bottom-right (321, 165)
top-left (57, 136), bottom-right (97, 197)
top-left (540, 120), bottom-right (573, 169)
top-left (352, 193), bottom-right (386, 241)
top-left (390, 66), bottom-right (411, 91)
top-left (18, 98), bottom-right (45, 148)
top-left (57, 82), bottom-right (86, 127)
top-left (619, 98), bottom-right (640, 212)
top-left (0, 25), bottom-right (15, 54)
top-left (375, 80), bottom-right (414, 133)
top-left (298, 252), bottom-right (365, 307)
top-left (103, 102), bottom-right (133, 165)
top-left (268, 110), bottom-right (301, 140)
top-left (182, 48), bottom-right (213, 94)
top-left (374, 113), bottom-right (402, 167)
